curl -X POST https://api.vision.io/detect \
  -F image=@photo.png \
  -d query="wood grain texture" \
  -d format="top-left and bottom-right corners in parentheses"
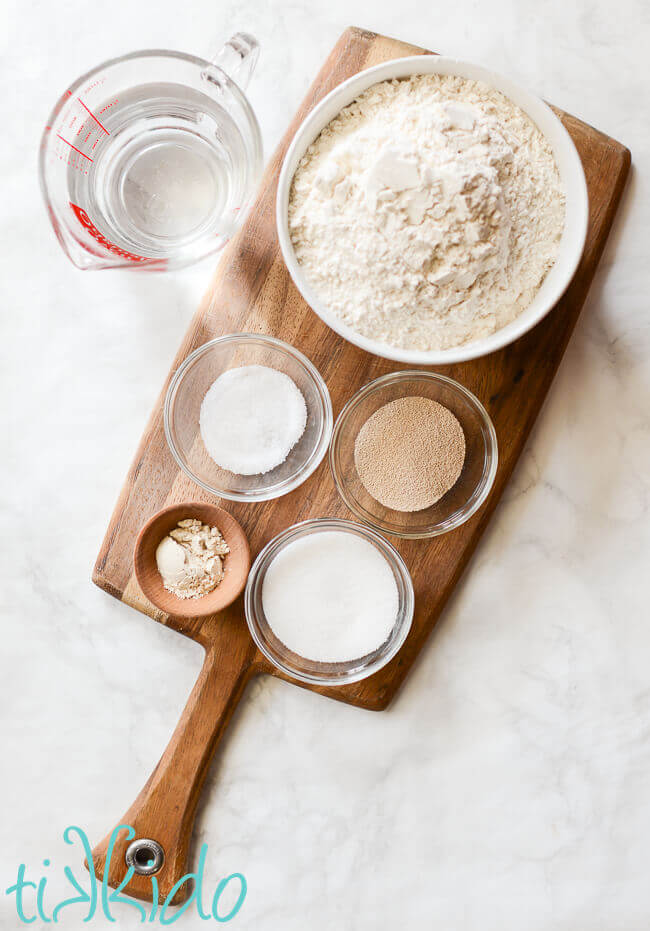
top-left (91, 627), bottom-right (261, 903)
top-left (91, 27), bottom-right (630, 902)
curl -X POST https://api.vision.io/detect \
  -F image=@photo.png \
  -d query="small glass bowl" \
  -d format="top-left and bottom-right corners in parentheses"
top-left (164, 334), bottom-right (333, 502)
top-left (245, 518), bottom-right (414, 686)
top-left (330, 371), bottom-right (498, 539)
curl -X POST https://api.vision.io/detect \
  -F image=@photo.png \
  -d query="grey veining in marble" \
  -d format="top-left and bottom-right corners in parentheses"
top-left (1, 0), bottom-right (648, 927)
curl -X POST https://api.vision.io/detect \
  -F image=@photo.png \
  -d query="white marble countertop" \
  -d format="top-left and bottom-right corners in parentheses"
top-left (1, 1), bottom-right (648, 927)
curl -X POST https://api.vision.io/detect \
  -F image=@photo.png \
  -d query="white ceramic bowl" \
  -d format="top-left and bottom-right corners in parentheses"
top-left (276, 56), bottom-right (589, 365)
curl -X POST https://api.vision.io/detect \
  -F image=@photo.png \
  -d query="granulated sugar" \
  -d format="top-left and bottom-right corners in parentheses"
top-left (261, 531), bottom-right (399, 662)
top-left (354, 396), bottom-right (466, 511)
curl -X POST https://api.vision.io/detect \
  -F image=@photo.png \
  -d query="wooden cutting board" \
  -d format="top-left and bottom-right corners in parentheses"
top-left (91, 27), bottom-right (630, 903)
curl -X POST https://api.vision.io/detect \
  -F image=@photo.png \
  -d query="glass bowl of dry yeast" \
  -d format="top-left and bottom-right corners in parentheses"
top-left (330, 371), bottom-right (498, 539)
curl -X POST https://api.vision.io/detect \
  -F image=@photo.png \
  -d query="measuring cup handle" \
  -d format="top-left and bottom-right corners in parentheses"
top-left (209, 32), bottom-right (259, 90)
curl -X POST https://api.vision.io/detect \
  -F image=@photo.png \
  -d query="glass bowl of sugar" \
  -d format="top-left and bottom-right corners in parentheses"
top-left (245, 518), bottom-right (414, 686)
top-left (330, 371), bottom-right (498, 539)
top-left (164, 334), bottom-right (333, 502)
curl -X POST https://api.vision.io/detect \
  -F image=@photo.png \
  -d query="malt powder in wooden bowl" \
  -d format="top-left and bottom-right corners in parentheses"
top-left (134, 503), bottom-right (251, 619)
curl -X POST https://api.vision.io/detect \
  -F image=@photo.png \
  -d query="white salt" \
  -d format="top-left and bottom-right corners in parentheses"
top-left (199, 365), bottom-right (307, 475)
top-left (261, 531), bottom-right (399, 662)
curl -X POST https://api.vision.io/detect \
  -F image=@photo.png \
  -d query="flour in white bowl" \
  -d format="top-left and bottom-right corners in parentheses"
top-left (288, 74), bottom-right (566, 352)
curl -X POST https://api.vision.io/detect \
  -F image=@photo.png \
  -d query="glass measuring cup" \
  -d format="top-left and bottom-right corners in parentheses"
top-left (39, 33), bottom-right (262, 271)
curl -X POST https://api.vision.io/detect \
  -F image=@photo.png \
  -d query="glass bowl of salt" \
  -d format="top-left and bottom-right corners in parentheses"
top-left (164, 334), bottom-right (333, 502)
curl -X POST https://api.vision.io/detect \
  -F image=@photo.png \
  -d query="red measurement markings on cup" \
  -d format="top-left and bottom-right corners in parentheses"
top-left (57, 134), bottom-right (93, 162)
top-left (76, 97), bottom-right (110, 135)
top-left (55, 96), bottom-right (113, 170)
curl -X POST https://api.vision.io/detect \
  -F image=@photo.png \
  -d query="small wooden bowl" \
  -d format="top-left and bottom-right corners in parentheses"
top-left (134, 503), bottom-right (251, 619)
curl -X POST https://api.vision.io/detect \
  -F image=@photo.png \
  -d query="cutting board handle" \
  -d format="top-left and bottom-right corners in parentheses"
top-left (90, 628), bottom-right (256, 904)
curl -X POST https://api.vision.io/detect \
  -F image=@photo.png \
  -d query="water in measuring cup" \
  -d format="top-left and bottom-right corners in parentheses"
top-left (69, 83), bottom-right (248, 259)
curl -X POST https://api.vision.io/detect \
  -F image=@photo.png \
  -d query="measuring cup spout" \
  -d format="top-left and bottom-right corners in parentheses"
top-left (207, 32), bottom-right (259, 91)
